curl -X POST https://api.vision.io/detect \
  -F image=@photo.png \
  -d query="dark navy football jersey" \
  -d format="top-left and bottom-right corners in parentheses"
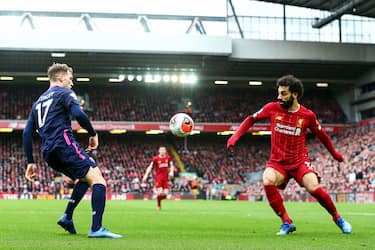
top-left (29, 86), bottom-right (79, 153)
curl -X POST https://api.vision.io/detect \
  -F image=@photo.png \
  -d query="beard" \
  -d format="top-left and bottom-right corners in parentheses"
top-left (279, 96), bottom-right (294, 109)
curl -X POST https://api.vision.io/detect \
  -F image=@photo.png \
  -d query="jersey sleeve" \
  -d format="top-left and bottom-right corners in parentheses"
top-left (251, 103), bottom-right (273, 122)
top-left (227, 103), bottom-right (273, 148)
top-left (61, 89), bottom-right (80, 110)
top-left (70, 103), bottom-right (96, 136)
top-left (308, 111), bottom-right (342, 161)
top-left (152, 156), bottom-right (157, 167)
top-left (23, 112), bottom-right (36, 163)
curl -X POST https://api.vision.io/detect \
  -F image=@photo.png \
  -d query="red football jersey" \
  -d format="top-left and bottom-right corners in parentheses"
top-left (251, 102), bottom-right (323, 170)
top-left (152, 154), bottom-right (172, 179)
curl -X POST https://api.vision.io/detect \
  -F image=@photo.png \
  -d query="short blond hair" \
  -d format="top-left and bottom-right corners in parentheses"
top-left (47, 63), bottom-right (73, 81)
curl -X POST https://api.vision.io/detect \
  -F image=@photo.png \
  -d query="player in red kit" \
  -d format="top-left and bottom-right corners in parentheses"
top-left (142, 146), bottom-right (175, 210)
top-left (227, 75), bottom-right (352, 235)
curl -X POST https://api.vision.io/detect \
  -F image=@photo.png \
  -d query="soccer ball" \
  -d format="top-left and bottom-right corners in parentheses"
top-left (169, 113), bottom-right (194, 137)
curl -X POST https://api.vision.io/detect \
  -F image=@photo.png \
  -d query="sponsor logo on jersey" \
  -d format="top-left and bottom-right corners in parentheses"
top-left (275, 123), bottom-right (301, 136)
top-left (159, 162), bottom-right (169, 168)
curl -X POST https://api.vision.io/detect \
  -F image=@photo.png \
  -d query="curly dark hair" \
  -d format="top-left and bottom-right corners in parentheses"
top-left (276, 75), bottom-right (304, 100)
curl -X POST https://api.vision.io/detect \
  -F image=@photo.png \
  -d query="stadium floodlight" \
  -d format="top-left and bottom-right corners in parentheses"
top-left (252, 131), bottom-right (271, 136)
top-left (76, 77), bottom-right (90, 82)
top-left (144, 74), bottom-right (153, 83)
top-left (316, 82), bottom-right (329, 87)
top-left (127, 74), bottom-right (135, 81)
top-left (36, 76), bottom-right (49, 81)
top-left (51, 52), bottom-right (65, 58)
top-left (179, 74), bottom-right (187, 84)
top-left (171, 75), bottom-right (178, 83)
top-left (215, 80), bottom-right (228, 85)
top-left (249, 81), bottom-right (262, 86)
top-left (136, 75), bottom-right (143, 82)
top-left (189, 130), bottom-right (200, 135)
top-left (145, 130), bottom-right (164, 135)
top-left (118, 74), bottom-right (125, 81)
top-left (109, 74), bottom-right (125, 83)
top-left (217, 131), bottom-right (235, 136)
top-left (179, 74), bottom-right (197, 84)
top-left (163, 75), bottom-right (170, 82)
top-left (154, 74), bottom-right (162, 82)
top-left (109, 130), bottom-right (126, 134)
top-left (0, 128), bottom-right (13, 133)
top-left (109, 78), bottom-right (120, 83)
top-left (188, 74), bottom-right (198, 84)
top-left (0, 76), bottom-right (14, 81)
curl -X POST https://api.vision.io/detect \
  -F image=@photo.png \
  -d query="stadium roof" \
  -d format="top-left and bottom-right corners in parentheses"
top-left (259, 0), bottom-right (375, 19)
top-left (0, 48), bottom-right (373, 88)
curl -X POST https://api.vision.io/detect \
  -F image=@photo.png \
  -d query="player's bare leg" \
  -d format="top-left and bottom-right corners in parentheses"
top-left (303, 173), bottom-right (352, 234)
top-left (156, 188), bottom-right (168, 210)
top-left (81, 167), bottom-right (122, 238)
top-left (263, 167), bottom-right (296, 235)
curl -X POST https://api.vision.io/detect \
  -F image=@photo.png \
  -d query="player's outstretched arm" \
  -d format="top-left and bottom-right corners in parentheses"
top-left (227, 104), bottom-right (271, 151)
top-left (23, 114), bottom-right (36, 165)
top-left (309, 116), bottom-right (344, 162)
top-left (142, 162), bottom-right (153, 183)
top-left (314, 129), bottom-right (343, 162)
top-left (227, 116), bottom-right (253, 150)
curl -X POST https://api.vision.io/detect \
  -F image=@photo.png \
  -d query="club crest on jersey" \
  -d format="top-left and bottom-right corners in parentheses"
top-left (297, 118), bottom-right (304, 128)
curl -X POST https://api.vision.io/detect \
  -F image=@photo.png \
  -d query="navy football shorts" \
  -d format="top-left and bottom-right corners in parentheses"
top-left (43, 142), bottom-right (97, 180)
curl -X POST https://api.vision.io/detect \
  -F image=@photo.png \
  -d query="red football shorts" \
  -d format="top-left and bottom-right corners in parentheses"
top-left (155, 178), bottom-right (169, 189)
top-left (268, 161), bottom-right (321, 189)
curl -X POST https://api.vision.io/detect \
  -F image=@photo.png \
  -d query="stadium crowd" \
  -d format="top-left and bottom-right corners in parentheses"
top-left (0, 124), bottom-right (373, 200)
top-left (0, 85), bottom-right (346, 123)
top-left (0, 84), bottom-right (372, 201)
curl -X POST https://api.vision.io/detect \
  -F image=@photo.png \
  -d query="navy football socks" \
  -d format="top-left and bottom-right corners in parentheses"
top-left (65, 181), bottom-right (90, 220)
top-left (91, 183), bottom-right (106, 232)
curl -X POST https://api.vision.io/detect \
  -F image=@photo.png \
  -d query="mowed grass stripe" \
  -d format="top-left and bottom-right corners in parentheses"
top-left (0, 200), bottom-right (374, 250)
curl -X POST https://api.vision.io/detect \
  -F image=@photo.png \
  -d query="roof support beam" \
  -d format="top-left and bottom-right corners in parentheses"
top-left (312, 0), bottom-right (367, 28)
top-left (186, 17), bottom-right (206, 35)
top-left (20, 12), bottom-right (35, 30)
top-left (228, 0), bottom-right (244, 39)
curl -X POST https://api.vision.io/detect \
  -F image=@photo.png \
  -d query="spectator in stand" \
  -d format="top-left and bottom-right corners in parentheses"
top-left (1, 85), bottom-right (346, 123)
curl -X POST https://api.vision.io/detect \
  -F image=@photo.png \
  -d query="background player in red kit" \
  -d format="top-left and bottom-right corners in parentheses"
top-left (142, 146), bottom-right (175, 210)
top-left (227, 75), bottom-right (352, 235)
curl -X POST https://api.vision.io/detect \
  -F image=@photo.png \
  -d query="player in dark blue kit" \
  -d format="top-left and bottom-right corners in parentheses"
top-left (23, 63), bottom-right (122, 238)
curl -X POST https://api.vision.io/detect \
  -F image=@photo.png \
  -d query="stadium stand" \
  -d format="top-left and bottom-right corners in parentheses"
top-left (0, 85), bottom-right (346, 123)
top-left (1, 123), bottom-right (373, 201)
top-left (0, 84), bottom-right (370, 201)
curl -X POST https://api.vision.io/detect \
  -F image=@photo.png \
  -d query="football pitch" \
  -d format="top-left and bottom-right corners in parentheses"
top-left (0, 200), bottom-right (374, 250)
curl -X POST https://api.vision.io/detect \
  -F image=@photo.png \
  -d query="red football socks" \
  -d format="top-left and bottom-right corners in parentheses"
top-left (264, 185), bottom-right (292, 224)
top-left (157, 193), bottom-right (167, 207)
top-left (311, 187), bottom-right (340, 221)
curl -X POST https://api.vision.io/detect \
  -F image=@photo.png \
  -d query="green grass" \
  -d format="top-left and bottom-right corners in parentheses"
top-left (0, 200), bottom-right (374, 250)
